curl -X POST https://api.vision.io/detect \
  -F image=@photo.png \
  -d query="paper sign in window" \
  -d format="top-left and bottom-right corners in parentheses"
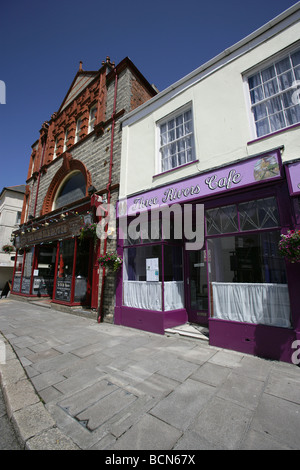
top-left (146, 258), bottom-right (159, 281)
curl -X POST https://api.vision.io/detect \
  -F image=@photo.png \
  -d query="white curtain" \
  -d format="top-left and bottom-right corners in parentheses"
top-left (123, 280), bottom-right (184, 311)
top-left (164, 281), bottom-right (184, 311)
top-left (212, 282), bottom-right (291, 328)
top-left (124, 281), bottom-right (162, 310)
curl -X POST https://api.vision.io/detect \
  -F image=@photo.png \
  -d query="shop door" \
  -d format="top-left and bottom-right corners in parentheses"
top-left (54, 238), bottom-right (92, 305)
top-left (32, 245), bottom-right (57, 297)
top-left (74, 238), bottom-right (92, 305)
top-left (185, 249), bottom-right (208, 324)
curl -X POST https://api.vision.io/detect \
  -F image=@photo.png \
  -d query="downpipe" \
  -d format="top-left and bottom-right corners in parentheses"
top-left (97, 67), bottom-right (118, 323)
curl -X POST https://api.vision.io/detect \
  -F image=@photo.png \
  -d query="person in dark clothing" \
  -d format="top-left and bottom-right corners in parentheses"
top-left (0, 280), bottom-right (11, 298)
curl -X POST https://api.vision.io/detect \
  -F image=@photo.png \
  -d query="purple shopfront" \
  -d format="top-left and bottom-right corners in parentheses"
top-left (115, 149), bottom-right (300, 363)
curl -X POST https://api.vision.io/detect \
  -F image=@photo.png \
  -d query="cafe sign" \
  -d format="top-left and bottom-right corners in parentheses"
top-left (118, 150), bottom-right (282, 217)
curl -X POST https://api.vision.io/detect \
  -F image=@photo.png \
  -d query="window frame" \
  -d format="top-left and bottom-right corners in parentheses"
top-left (75, 117), bottom-right (82, 143)
top-left (244, 43), bottom-right (300, 139)
top-left (63, 127), bottom-right (69, 152)
top-left (156, 104), bottom-right (196, 174)
top-left (16, 211), bottom-right (21, 225)
top-left (52, 170), bottom-right (86, 210)
top-left (88, 104), bottom-right (97, 133)
top-left (30, 155), bottom-right (35, 176)
top-left (205, 196), bottom-right (281, 237)
top-left (53, 136), bottom-right (58, 159)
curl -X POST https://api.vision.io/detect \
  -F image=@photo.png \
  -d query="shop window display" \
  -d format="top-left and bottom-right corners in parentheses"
top-left (123, 243), bottom-right (184, 311)
top-left (208, 232), bottom-right (290, 327)
top-left (206, 197), bottom-right (290, 327)
top-left (123, 245), bottom-right (162, 310)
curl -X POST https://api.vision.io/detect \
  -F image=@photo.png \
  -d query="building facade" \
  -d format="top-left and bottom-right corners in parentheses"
top-left (11, 57), bottom-right (156, 319)
top-left (116, 4), bottom-right (300, 363)
top-left (0, 185), bottom-right (25, 289)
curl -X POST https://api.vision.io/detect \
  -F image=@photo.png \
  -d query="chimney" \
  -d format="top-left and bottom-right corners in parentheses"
top-left (79, 61), bottom-right (83, 72)
top-left (102, 56), bottom-right (115, 68)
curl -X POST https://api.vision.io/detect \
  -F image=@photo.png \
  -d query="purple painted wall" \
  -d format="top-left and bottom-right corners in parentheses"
top-left (209, 319), bottom-right (296, 363)
top-left (286, 160), bottom-right (300, 196)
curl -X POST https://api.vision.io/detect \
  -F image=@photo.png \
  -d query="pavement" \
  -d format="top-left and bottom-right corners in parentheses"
top-left (0, 297), bottom-right (299, 451)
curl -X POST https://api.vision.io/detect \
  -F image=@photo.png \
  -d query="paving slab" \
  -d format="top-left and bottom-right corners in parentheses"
top-left (30, 370), bottom-right (66, 392)
top-left (190, 362), bottom-right (231, 387)
top-left (250, 394), bottom-right (300, 449)
top-left (240, 429), bottom-right (292, 450)
top-left (216, 371), bottom-right (265, 410)
top-left (150, 378), bottom-right (216, 431)
top-left (109, 413), bottom-right (182, 450)
top-left (76, 388), bottom-right (138, 431)
top-left (264, 369), bottom-right (300, 404)
top-left (189, 396), bottom-right (254, 450)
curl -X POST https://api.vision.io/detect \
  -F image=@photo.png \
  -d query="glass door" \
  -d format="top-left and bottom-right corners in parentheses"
top-left (74, 238), bottom-right (92, 304)
top-left (32, 245), bottom-right (56, 297)
top-left (55, 239), bottom-right (75, 302)
top-left (185, 249), bottom-right (208, 324)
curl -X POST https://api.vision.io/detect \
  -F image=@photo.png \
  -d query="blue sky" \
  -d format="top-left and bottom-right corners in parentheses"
top-left (0, 0), bottom-right (298, 193)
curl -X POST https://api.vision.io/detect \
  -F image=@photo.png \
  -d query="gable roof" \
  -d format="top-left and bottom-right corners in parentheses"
top-left (56, 57), bottom-right (157, 117)
top-left (58, 71), bottom-right (98, 114)
top-left (0, 185), bottom-right (26, 198)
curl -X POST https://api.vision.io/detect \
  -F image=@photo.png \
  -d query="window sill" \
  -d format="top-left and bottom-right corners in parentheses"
top-left (153, 159), bottom-right (199, 179)
top-left (247, 122), bottom-right (300, 145)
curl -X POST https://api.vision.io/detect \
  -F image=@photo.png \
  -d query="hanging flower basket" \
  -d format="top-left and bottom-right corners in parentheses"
top-left (98, 252), bottom-right (123, 272)
top-left (79, 222), bottom-right (98, 242)
top-left (278, 230), bottom-right (300, 263)
top-left (2, 244), bottom-right (15, 253)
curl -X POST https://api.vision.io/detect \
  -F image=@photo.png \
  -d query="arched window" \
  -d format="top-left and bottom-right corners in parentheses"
top-left (53, 171), bottom-right (86, 210)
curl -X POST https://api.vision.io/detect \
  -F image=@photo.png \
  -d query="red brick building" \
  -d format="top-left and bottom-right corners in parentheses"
top-left (11, 56), bottom-right (157, 320)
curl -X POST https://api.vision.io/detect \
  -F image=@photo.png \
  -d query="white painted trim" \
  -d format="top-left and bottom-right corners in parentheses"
top-left (243, 41), bottom-right (300, 139)
top-left (155, 102), bottom-right (195, 174)
top-left (242, 76), bottom-right (256, 141)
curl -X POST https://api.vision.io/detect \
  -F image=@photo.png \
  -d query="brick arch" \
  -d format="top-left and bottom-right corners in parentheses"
top-left (41, 153), bottom-right (92, 215)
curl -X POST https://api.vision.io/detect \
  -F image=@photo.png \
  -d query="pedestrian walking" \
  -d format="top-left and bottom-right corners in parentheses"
top-left (0, 280), bottom-right (11, 299)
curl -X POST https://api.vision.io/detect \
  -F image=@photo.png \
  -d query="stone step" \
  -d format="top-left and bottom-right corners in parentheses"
top-left (165, 323), bottom-right (209, 341)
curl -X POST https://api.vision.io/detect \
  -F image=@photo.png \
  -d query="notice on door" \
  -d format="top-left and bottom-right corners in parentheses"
top-left (146, 258), bottom-right (159, 282)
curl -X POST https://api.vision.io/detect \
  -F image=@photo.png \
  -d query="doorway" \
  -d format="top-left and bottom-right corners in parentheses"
top-left (32, 245), bottom-right (56, 297)
top-left (54, 238), bottom-right (92, 305)
top-left (185, 249), bottom-right (208, 324)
